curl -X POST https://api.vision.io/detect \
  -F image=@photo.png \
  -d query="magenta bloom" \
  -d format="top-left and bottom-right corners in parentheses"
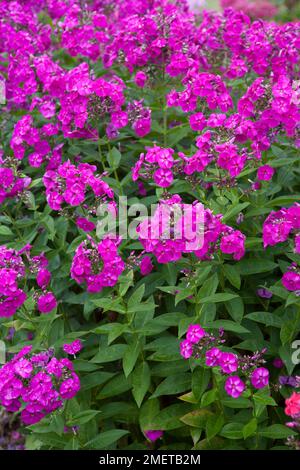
top-left (220, 230), bottom-right (245, 260)
top-left (14, 358), bottom-right (33, 379)
top-left (133, 117), bottom-right (151, 137)
top-left (225, 376), bottom-right (245, 398)
top-left (21, 405), bottom-right (45, 425)
top-left (186, 324), bottom-right (206, 344)
top-left (180, 340), bottom-right (193, 359)
top-left (140, 256), bottom-right (153, 276)
top-left (282, 271), bottom-right (300, 291)
top-left (145, 430), bottom-right (163, 442)
top-left (257, 165), bottom-right (275, 181)
top-left (295, 234), bottom-right (300, 254)
top-left (205, 347), bottom-right (222, 367)
top-left (36, 269), bottom-right (51, 289)
top-left (273, 357), bottom-right (284, 369)
top-left (37, 292), bottom-right (57, 314)
top-left (189, 112), bottom-right (207, 131)
top-left (135, 71), bottom-right (148, 88)
top-left (219, 352), bottom-right (239, 374)
top-left (153, 168), bottom-right (174, 187)
top-left (59, 375), bottom-right (80, 400)
top-left (76, 217), bottom-right (96, 232)
top-left (251, 367), bottom-right (269, 389)
top-left (63, 339), bottom-right (83, 355)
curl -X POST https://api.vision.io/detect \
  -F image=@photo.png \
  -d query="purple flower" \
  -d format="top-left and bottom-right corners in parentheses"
top-left (36, 269), bottom-right (51, 289)
top-left (140, 256), bottom-right (153, 276)
top-left (59, 375), bottom-right (80, 400)
top-left (189, 112), bottom-right (207, 131)
top-left (257, 288), bottom-right (273, 299)
top-left (279, 376), bottom-right (298, 387)
top-left (135, 71), bottom-right (148, 88)
top-left (273, 357), bottom-right (284, 369)
top-left (257, 165), bottom-right (275, 181)
top-left (37, 292), bottom-right (57, 314)
top-left (63, 339), bottom-right (83, 356)
top-left (219, 352), bottom-right (239, 374)
top-left (14, 358), bottom-right (33, 379)
top-left (205, 347), bottom-right (222, 367)
top-left (144, 430), bottom-right (163, 442)
top-left (180, 340), bottom-right (193, 359)
top-left (224, 376), bottom-right (245, 398)
top-left (76, 217), bottom-right (96, 232)
top-left (282, 270), bottom-right (300, 292)
top-left (186, 324), bottom-right (206, 344)
top-left (250, 367), bottom-right (269, 389)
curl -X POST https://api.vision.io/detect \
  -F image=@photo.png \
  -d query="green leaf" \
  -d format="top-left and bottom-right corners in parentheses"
top-left (222, 202), bottom-right (250, 223)
top-left (258, 425), bottom-right (297, 439)
top-left (220, 423), bottom-right (244, 440)
top-left (204, 320), bottom-right (249, 334)
top-left (196, 273), bottom-right (219, 301)
top-left (123, 340), bottom-right (142, 378)
top-left (67, 410), bottom-right (101, 426)
top-left (266, 195), bottom-right (300, 207)
top-left (242, 418), bottom-right (257, 439)
top-left (280, 310), bottom-right (300, 345)
top-left (139, 399), bottom-right (160, 431)
top-left (225, 295), bottom-right (244, 323)
top-left (201, 389), bottom-right (217, 407)
top-left (237, 259), bottom-right (278, 275)
top-left (180, 409), bottom-right (213, 429)
top-left (175, 287), bottom-right (194, 306)
top-left (97, 374), bottom-right (132, 399)
top-left (0, 225), bottom-right (13, 236)
top-left (192, 367), bottom-right (210, 402)
top-left (222, 397), bottom-right (252, 409)
top-left (167, 125), bottom-right (190, 146)
top-left (199, 293), bottom-right (238, 304)
top-left (206, 414), bottom-right (224, 440)
top-left (253, 388), bottom-right (277, 417)
top-left (223, 264), bottom-right (241, 290)
top-left (80, 372), bottom-right (115, 391)
top-left (128, 284), bottom-right (145, 311)
top-left (245, 312), bottom-right (282, 328)
top-left (132, 361), bottom-right (151, 407)
top-left (149, 404), bottom-right (190, 431)
top-left (107, 147), bottom-right (122, 170)
top-left (92, 344), bottom-right (128, 363)
top-left (151, 373), bottom-right (191, 398)
top-left (85, 429), bottom-right (129, 449)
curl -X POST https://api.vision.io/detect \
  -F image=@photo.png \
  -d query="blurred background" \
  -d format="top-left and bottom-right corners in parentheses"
top-left (193, 0), bottom-right (300, 21)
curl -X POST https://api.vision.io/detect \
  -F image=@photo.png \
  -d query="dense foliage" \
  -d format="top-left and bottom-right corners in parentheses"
top-left (0, 0), bottom-right (300, 451)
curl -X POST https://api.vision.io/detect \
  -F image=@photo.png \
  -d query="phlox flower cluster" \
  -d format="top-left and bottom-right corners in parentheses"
top-left (180, 324), bottom-right (269, 398)
top-left (168, 74), bottom-right (300, 181)
top-left (0, 245), bottom-right (57, 318)
top-left (263, 204), bottom-right (300, 291)
top-left (71, 237), bottom-right (125, 293)
top-left (0, 345), bottom-right (80, 425)
top-left (0, 154), bottom-right (31, 204)
top-left (43, 160), bottom-right (114, 218)
top-left (132, 146), bottom-right (176, 188)
top-left (137, 195), bottom-right (245, 263)
top-left (10, 114), bottom-right (62, 167)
